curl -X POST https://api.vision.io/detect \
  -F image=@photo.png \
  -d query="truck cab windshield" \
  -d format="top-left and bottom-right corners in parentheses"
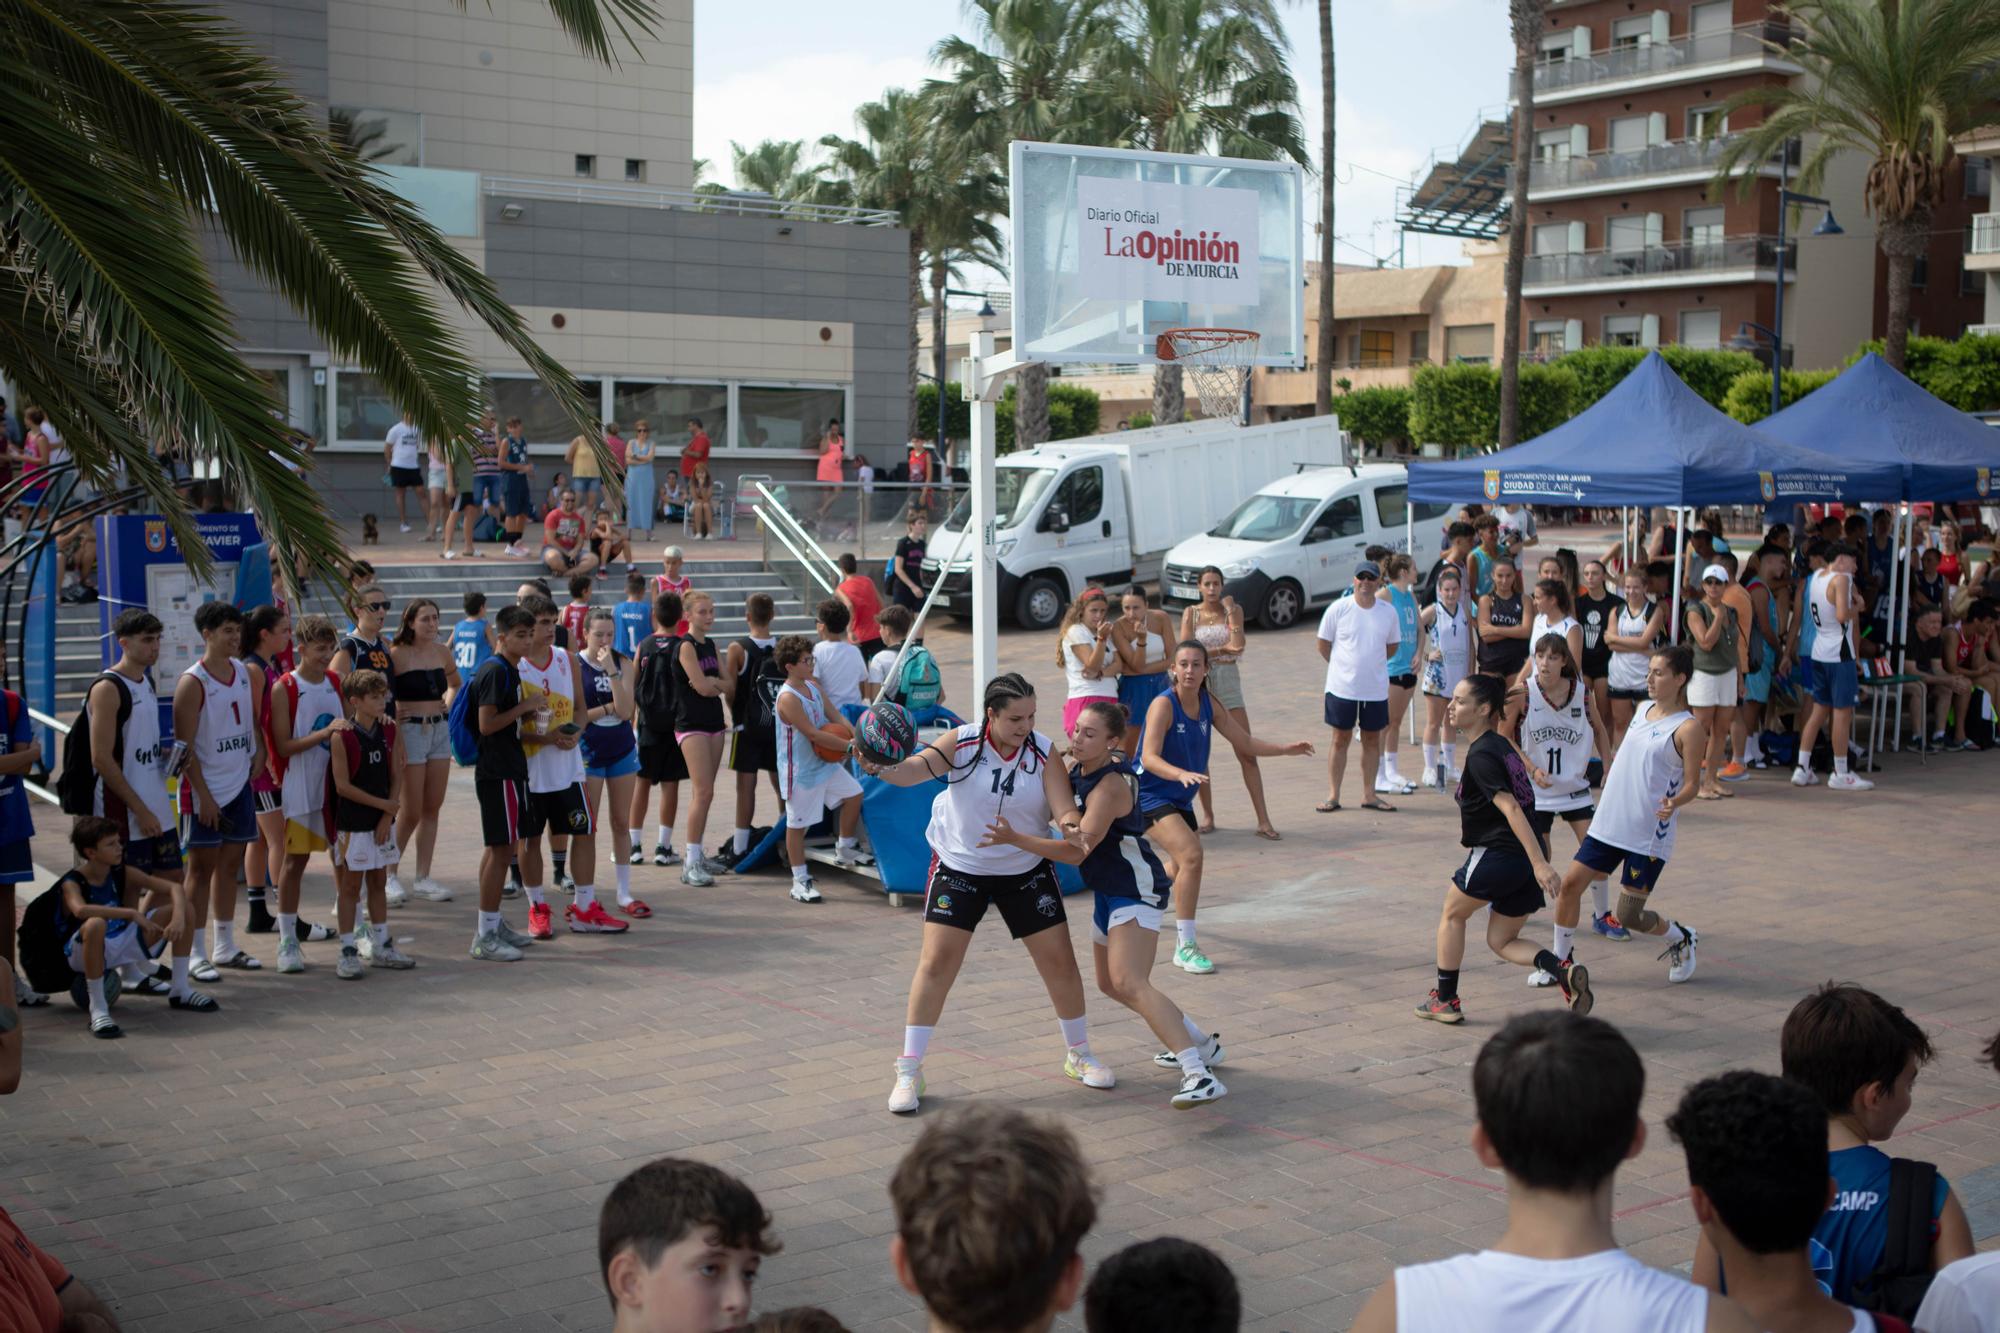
top-left (1208, 493), bottom-right (1319, 542)
top-left (942, 466), bottom-right (1057, 533)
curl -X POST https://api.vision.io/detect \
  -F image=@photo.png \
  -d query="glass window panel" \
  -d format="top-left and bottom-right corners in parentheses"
top-left (330, 107), bottom-right (421, 166)
top-left (613, 381), bottom-right (728, 450)
top-left (1604, 315), bottom-right (1643, 347)
top-left (335, 370), bottom-right (400, 442)
top-left (1359, 330), bottom-right (1395, 367)
top-left (1409, 330), bottom-right (1430, 364)
top-left (488, 376), bottom-right (601, 448)
top-left (739, 385), bottom-right (846, 452)
top-left (1445, 324), bottom-right (1493, 363)
top-left (1679, 310), bottom-right (1723, 346)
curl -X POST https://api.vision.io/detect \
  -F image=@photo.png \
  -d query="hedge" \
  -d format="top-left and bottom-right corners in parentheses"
top-left (1335, 385), bottom-right (1412, 446)
top-left (1409, 362), bottom-right (1580, 450)
top-left (1851, 334), bottom-right (2000, 412)
top-left (914, 381), bottom-right (1103, 452)
top-left (1721, 368), bottom-right (1841, 423)
top-left (1555, 344), bottom-right (1762, 411)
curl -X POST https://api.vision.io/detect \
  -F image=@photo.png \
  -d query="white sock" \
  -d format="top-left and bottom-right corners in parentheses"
top-left (190, 940), bottom-right (209, 966)
top-left (902, 1025), bottom-right (933, 1061)
top-left (1175, 1046), bottom-right (1208, 1077)
top-left (340, 930), bottom-right (356, 950)
top-left (214, 921), bottom-right (235, 958)
top-left (170, 954), bottom-right (191, 999)
top-left (1058, 1014), bottom-right (1090, 1052)
top-left (1589, 880), bottom-right (1609, 918)
top-left (477, 909), bottom-right (502, 937)
top-left (277, 912), bottom-right (298, 946)
top-left (1422, 742), bottom-right (1438, 768)
top-left (1552, 924), bottom-right (1575, 963)
top-left (525, 884), bottom-right (546, 906)
top-left (629, 831), bottom-right (643, 853)
top-left (791, 863), bottom-right (811, 882)
top-left (1665, 921), bottom-right (1689, 947)
top-left (370, 922), bottom-right (389, 946)
top-left (1176, 919), bottom-right (1196, 948)
top-left (86, 975), bottom-right (110, 1023)
top-left (575, 883), bottom-right (597, 909)
top-left (685, 842), bottom-right (704, 863)
top-left (653, 824), bottom-right (671, 848)
top-left (1441, 741), bottom-right (1456, 771)
top-left (1743, 734), bottom-right (1762, 763)
top-left (1386, 750), bottom-right (1402, 778)
top-left (615, 864), bottom-right (633, 904)
top-left (1834, 755), bottom-right (1850, 777)
top-left (733, 827), bottom-right (751, 855)
top-left (1182, 1015), bottom-right (1207, 1045)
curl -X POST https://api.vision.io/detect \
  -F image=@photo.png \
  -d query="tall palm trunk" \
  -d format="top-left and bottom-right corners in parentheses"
top-left (1315, 0), bottom-right (1335, 418)
top-left (929, 256), bottom-right (949, 448)
top-left (1017, 362), bottom-right (1051, 447)
top-left (1878, 215), bottom-right (1930, 372)
top-left (1498, 0), bottom-right (1543, 449)
top-left (1153, 364), bottom-right (1185, 424)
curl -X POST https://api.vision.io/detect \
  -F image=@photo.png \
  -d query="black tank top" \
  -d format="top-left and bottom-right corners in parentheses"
top-left (335, 721), bottom-right (396, 831)
top-left (392, 665), bottom-right (446, 705)
top-left (671, 635), bottom-right (725, 733)
top-left (338, 635), bottom-right (396, 701)
top-left (1576, 592), bottom-right (1619, 677)
top-left (731, 636), bottom-right (773, 724)
top-left (1480, 593), bottom-right (1529, 676)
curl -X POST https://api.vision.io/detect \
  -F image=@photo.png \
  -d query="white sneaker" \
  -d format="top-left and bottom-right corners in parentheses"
top-left (413, 877), bottom-right (453, 902)
top-left (1827, 771), bottom-right (1874, 791)
top-left (1419, 764), bottom-right (1440, 790)
top-left (789, 877), bottom-right (823, 903)
top-left (1527, 967), bottom-right (1556, 988)
top-left (384, 875), bottom-right (408, 908)
top-left (1154, 1032), bottom-right (1226, 1069)
top-left (1063, 1048), bottom-right (1115, 1090)
top-left (1661, 925), bottom-right (1698, 983)
top-left (369, 943), bottom-right (416, 969)
top-left (887, 1057), bottom-right (924, 1114)
top-left (355, 930), bottom-right (376, 961)
top-left (399, 522), bottom-right (412, 534)
top-left (335, 945), bottom-right (365, 979)
top-left (1791, 765), bottom-right (1819, 787)
top-left (834, 845), bottom-right (875, 868)
top-left (276, 939), bottom-right (306, 973)
top-left (1171, 1070), bottom-right (1227, 1109)
top-left (469, 931), bottom-right (523, 962)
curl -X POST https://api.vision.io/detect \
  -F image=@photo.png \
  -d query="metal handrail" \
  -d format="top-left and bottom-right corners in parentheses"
top-left (753, 505), bottom-right (838, 598)
top-left (481, 175), bottom-right (901, 227)
top-left (752, 482), bottom-right (843, 582)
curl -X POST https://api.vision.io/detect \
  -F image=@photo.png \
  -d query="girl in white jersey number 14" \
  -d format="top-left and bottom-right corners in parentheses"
top-left (859, 673), bottom-right (1110, 1116)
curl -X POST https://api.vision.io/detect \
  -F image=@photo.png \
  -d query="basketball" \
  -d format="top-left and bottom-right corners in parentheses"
top-left (856, 701), bottom-right (918, 766)
top-left (814, 720), bottom-right (854, 763)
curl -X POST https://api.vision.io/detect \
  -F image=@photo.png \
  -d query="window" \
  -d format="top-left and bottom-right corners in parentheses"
top-left (334, 370), bottom-right (401, 442)
top-left (1686, 105), bottom-right (1727, 140)
top-left (1409, 330), bottom-right (1431, 365)
top-left (1371, 483), bottom-right (1438, 529)
top-left (575, 154), bottom-right (596, 178)
top-left (1533, 223), bottom-right (1574, 255)
top-left (329, 107), bottom-right (421, 166)
top-left (624, 159), bottom-right (647, 183)
top-left (1679, 309), bottom-right (1723, 347)
top-left (1536, 30), bottom-right (1574, 65)
top-left (1608, 116), bottom-right (1649, 152)
top-left (1684, 206), bottom-right (1725, 250)
top-left (488, 375), bottom-right (603, 447)
top-left (1959, 264), bottom-right (1980, 298)
top-left (739, 385), bottom-right (846, 451)
top-left (1689, 1), bottom-right (1733, 59)
top-left (1049, 466), bottom-right (1103, 528)
top-left (1359, 330), bottom-right (1394, 367)
top-left (1346, 333), bottom-right (1361, 365)
top-left (1535, 127), bottom-right (1574, 163)
top-left (1966, 156), bottom-right (1992, 198)
top-left (1603, 315), bottom-right (1644, 347)
top-left (1529, 320), bottom-right (1565, 357)
top-left (1445, 324), bottom-right (1493, 364)
top-left (613, 381), bottom-right (728, 450)
top-left (1611, 15), bottom-right (1652, 48)
top-left (1606, 215), bottom-right (1648, 252)
top-left (1309, 495), bottom-right (1364, 541)
top-left (1911, 256), bottom-right (1928, 291)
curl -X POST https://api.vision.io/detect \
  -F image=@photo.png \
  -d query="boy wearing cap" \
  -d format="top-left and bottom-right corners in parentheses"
top-left (1315, 562), bottom-right (1402, 814)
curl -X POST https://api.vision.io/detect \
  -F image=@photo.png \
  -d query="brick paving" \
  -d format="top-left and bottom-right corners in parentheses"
top-left (5, 591), bottom-right (1999, 1331)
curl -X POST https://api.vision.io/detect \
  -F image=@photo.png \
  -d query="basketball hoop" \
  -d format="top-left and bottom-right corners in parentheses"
top-left (1156, 328), bottom-right (1260, 423)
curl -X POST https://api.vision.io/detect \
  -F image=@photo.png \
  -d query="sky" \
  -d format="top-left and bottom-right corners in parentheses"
top-left (692, 0), bottom-right (1510, 298)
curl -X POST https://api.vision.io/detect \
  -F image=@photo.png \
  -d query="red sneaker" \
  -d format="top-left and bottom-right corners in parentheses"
top-left (566, 901), bottom-right (630, 934)
top-left (527, 902), bottom-right (555, 940)
top-left (618, 898), bottom-right (652, 919)
top-left (1413, 990), bottom-right (1463, 1024)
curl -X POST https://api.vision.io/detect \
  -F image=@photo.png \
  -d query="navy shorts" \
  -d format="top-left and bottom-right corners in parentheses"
top-left (1324, 692), bottom-right (1389, 733)
top-left (0, 839), bottom-right (32, 885)
top-left (1453, 845), bottom-right (1545, 919)
top-left (179, 784), bottom-right (259, 851)
top-left (1573, 835), bottom-right (1667, 893)
top-left (1808, 659), bottom-right (1859, 709)
top-left (125, 833), bottom-right (183, 876)
top-left (503, 476), bottom-right (531, 518)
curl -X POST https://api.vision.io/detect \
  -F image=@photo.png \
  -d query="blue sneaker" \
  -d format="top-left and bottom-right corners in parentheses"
top-left (1592, 912), bottom-right (1632, 942)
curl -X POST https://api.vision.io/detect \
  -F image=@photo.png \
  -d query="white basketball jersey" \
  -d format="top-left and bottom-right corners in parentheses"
top-left (1607, 600), bottom-right (1655, 691)
top-left (1523, 676), bottom-right (1594, 813)
top-left (279, 670), bottom-right (343, 822)
top-left (518, 649), bottom-right (585, 793)
top-left (775, 679), bottom-right (835, 799)
top-left (94, 669), bottom-right (170, 837)
top-left (928, 723), bottom-right (1054, 876)
top-left (1433, 600), bottom-right (1471, 669)
top-left (1589, 701), bottom-right (1691, 860)
top-left (1530, 613), bottom-right (1578, 654)
top-left (184, 658), bottom-right (255, 805)
top-left (1393, 1248), bottom-right (1710, 1333)
top-left (1809, 569), bottom-right (1856, 663)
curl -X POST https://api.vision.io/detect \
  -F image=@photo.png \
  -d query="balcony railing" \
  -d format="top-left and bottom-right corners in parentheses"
top-left (480, 175), bottom-right (901, 226)
top-left (1972, 214), bottom-right (2000, 255)
top-left (1532, 21), bottom-right (1791, 96)
top-left (1525, 234), bottom-right (1783, 288)
top-left (1525, 136), bottom-right (1795, 194)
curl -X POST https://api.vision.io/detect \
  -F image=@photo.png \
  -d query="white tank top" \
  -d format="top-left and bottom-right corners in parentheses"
top-left (1530, 613), bottom-right (1578, 656)
top-left (1393, 1248), bottom-right (1709, 1333)
top-left (928, 722), bottom-right (1054, 876)
top-left (95, 669), bottom-right (170, 837)
top-left (1809, 569), bottom-right (1856, 663)
top-left (1590, 700), bottom-right (1691, 860)
top-left (1433, 600), bottom-right (1472, 668)
top-left (1523, 675), bottom-right (1594, 812)
top-left (279, 670), bottom-right (344, 821)
top-left (775, 679), bottom-right (834, 798)
top-left (183, 658), bottom-right (255, 806)
top-left (518, 648), bottom-right (585, 792)
top-left (1607, 600), bottom-right (1655, 691)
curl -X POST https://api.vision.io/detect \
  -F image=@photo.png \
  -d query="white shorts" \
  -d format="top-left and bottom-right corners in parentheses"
top-left (784, 765), bottom-right (863, 829)
top-left (1089, 900), bottom-right (1165, 946)
top-left (66, 917), bottom-right (162, 975)
top-left (427, 462), bottom-right (449, 491)
top-left (335, 829), bottom-right (400, 871)
top-left (1687, 669), bottom-right (1739, 708)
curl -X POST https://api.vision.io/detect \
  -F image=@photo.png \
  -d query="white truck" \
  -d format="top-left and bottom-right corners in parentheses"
top-left (923, 415), bottom-right (1348, 631)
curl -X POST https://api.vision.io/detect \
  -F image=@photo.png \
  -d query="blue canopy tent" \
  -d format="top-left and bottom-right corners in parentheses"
top-left (1407, 351), bottom-right (1903, 642)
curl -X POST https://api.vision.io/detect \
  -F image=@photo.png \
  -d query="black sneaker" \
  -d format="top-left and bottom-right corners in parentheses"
top-left (709, 842), bottom-right (744, 870)
top-left (1558, 960), bottom-right (1593, 1016)
top-left (503, 876), bottom-right (522, 899)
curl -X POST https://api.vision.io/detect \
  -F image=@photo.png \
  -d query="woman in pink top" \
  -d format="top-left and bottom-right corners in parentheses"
top-left (813, 422), bottom-right (846, 533)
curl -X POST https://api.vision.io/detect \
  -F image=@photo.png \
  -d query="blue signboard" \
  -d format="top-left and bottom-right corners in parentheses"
top-left (19, 533), bottom-right (59, 766)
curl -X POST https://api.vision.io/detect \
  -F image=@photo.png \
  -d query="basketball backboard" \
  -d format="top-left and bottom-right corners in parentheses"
top-left (1008, 141), bottom-right (1305, 368)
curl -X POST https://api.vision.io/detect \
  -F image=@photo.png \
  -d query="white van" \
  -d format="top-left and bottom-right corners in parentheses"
top-left (1161, 464), bottom-right (1453, 629)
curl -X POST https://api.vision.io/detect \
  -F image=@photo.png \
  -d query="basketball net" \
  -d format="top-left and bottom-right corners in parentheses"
top-left (1156, 328), bottom-right (1259, 424)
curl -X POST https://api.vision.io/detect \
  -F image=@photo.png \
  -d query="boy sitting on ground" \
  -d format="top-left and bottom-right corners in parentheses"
top-left (597, 1157), bottom-right (778, 1333)
top-left (55, 815), bottom-right (192, 1038)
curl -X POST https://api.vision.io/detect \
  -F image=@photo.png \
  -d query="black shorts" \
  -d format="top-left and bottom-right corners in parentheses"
top-left (522, 783), bottom-right (593, 838)
top-left (390, 465), bottom-right (423, 489)
top-left (1324, 692), bottom-right (1389, 733)
top-left (253, 786), bottom-right (282, 816)
top-left (453, 491), bottom-right (475, 511)
top-left (728, 729), bottom-right (777, 775)
top-left (1389, 672), bottom-right (1418, 690)
top-left (1609, 686), bottom-right (1648, 702)
top-left (856, 637), bottom-right (886, 662)
top-left (1142, 803), bottom-right (1196, 832)
top-left (1453, 845), bottom-right (1545, 918)
top-left (923, 859), bottom-right (1067, 939)
top-left (638, 736), bottom-right (689, 783)
top-left (475, 777), bottom-right (526, 848)
top-left (125, 834), bottom-right (183, 876)
top-left (503, 476), bottom-right (531, 518)
top-left (1582, 662), bottom-right (1610, 682)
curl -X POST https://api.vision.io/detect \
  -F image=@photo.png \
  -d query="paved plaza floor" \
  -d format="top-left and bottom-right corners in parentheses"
top-left (6, 594), bottom-right (1998, 1331)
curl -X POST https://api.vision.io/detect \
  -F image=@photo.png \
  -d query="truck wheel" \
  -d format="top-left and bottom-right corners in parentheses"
top-left (1258, 580), bottom-right (1304, 630)
top-left (1014, 576), bottom-right (1065, 631)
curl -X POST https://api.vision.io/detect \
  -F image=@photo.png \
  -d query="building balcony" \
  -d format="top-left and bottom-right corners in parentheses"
top-left (1968, 214), bottom-right (2000, 273)
top-left (1971, 324), bottom-right (2000, 337)
top-left (1529, 21), bottom-right (1798, 105)
top-left (1524, 136), bottom-right (1795, 201)
top-left (1524, 234), bottom-right (1789, 295)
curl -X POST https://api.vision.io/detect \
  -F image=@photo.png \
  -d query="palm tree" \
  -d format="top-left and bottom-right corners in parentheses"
top-left (1711, 0), bottom-right (2000, 370)
top-left (0, 0), bottom-right (639, 583)
top-left (1497, 0), bottom-right (1544, 447)
top-left (1314, 0), bottom-right (1334, 419)
top-left (728, 138), bottom-right (838, 212)
top-left (1094, 0), bottom-right (1309, 422)
top-left (931, 0), bottom-right (1114, 446)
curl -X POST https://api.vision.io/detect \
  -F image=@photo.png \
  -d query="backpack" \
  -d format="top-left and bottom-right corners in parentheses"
top-left (263, 669), bottom-right (340, 786)
top-left (448, 661), bottom-right (496, 767)
top-left (881, 556), bottom-right (897, 597)
top-left (635, 634), bottom-right (680, 737)
top-left (16, 877), bottom-right (82, 996)
top-left (1852, 1158), bottom-right (1939, 1321)
top-left (473, 512), bottom-right (500, 542)
top-left (893, 645), bottom-right (943, 712)
top-left (58, 673), bottom-right (131, 815)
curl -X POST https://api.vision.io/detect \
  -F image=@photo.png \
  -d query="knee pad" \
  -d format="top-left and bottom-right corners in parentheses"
top-left (1617, 889), bottom-right (1662, 935)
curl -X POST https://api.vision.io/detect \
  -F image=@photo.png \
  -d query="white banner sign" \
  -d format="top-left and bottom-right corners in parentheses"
top-left (1075, 177), bottom-right (1261, 306)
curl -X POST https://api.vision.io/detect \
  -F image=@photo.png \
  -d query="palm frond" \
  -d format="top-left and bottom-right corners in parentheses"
top-left (449, 0), bottom-right (659, 66)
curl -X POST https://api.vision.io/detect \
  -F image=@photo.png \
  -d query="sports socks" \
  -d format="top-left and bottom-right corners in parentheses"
top-left (370, 922), bottom-right (389, 947)
top-left (277, 913), bottom-right (298, 946)
top-left (1664, 921), bottom-right (1689, 947)
top-left (477, 909), bottom-right (502, 937)
top-left (628, 831), bottom-right (643, 856)
top-left (1552, 924), bottom-right (1575, 963)
top-left (1176, 919), bottom-right (1197, 948)
top-left (1422, 742), bottom-right (1438, 768)
top-left (902, 1025), bottom-right (933, 1061)
top-left (340, 930), bottom-right (356, 951)
top-left (685, 842), bottom-right (704, 864)
top-left (614, 864), bottom-right (634, 905)
top-left (1175, 1046), bottom-right (1209, 1077)
top-left (1833, 755), bottom-right (1850, 778)
top-left (653, 823), bottom-right (672, 850)
top-left (1181, 1015), bottom-right (1207, 1046)
top-left (551, 849), bottom-right (568, 882)
top-left (1589, 880), bottom-right (1609, 918)
top-left (1435, 968), bottom-right (1460, 1003)
top-left (791, 863), bottom-right (812, 883)
top-left (525, 884), bottom-right (546, 907)
top-left (85, 975), bottom-right (111, 1024)
top-left (1440, 741), bottom-right (1456, 772)
top-left (733, 827), bottom-right (751, 856)
top-left (169, 954), bottom-right (191, 1000)
top-left (1058, 1013), bottom-right (1091, 1053)
top-left (574, 883), bottom-right (597, 909)
top-left (214, 921), bottom-right (235, 959)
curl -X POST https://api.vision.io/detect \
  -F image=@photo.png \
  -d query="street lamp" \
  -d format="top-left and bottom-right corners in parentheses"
top-left (932, 288), bottom-right (997, 470)
top-left (1769, 175), bottom-right (1843, 419)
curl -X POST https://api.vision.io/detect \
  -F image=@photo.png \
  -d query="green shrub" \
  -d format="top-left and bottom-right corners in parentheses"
top-left (1721, 367), bottom-right (1840, 423)
top-left (1125, 411), bottom-right (1153, 430)
top-left (1553, 345), bottom-right (1761, 410)
top-left (1410, 362), bottom-right (1579, 450)
top-left (1335, 385), bottom-right (1412, 446)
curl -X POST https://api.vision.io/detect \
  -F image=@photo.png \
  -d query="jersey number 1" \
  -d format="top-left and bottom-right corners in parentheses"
top-left (988, 769), bottom-right (1016, 797)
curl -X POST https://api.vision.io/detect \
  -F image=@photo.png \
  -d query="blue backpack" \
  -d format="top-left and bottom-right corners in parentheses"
top-left (447, 666), bottom-right (485, 767)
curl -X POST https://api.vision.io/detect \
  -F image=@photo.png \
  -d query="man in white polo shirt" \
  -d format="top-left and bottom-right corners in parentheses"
top-left (1316, 561), bottom-right (1401, 814)
top-left (384, 410), bottom-right (424, 534)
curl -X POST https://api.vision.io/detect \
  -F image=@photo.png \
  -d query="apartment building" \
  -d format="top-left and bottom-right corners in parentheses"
top-left (1956, 125), bottom-right (2000, 335)
top-left (213, 0), bottom-right (911, 512)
